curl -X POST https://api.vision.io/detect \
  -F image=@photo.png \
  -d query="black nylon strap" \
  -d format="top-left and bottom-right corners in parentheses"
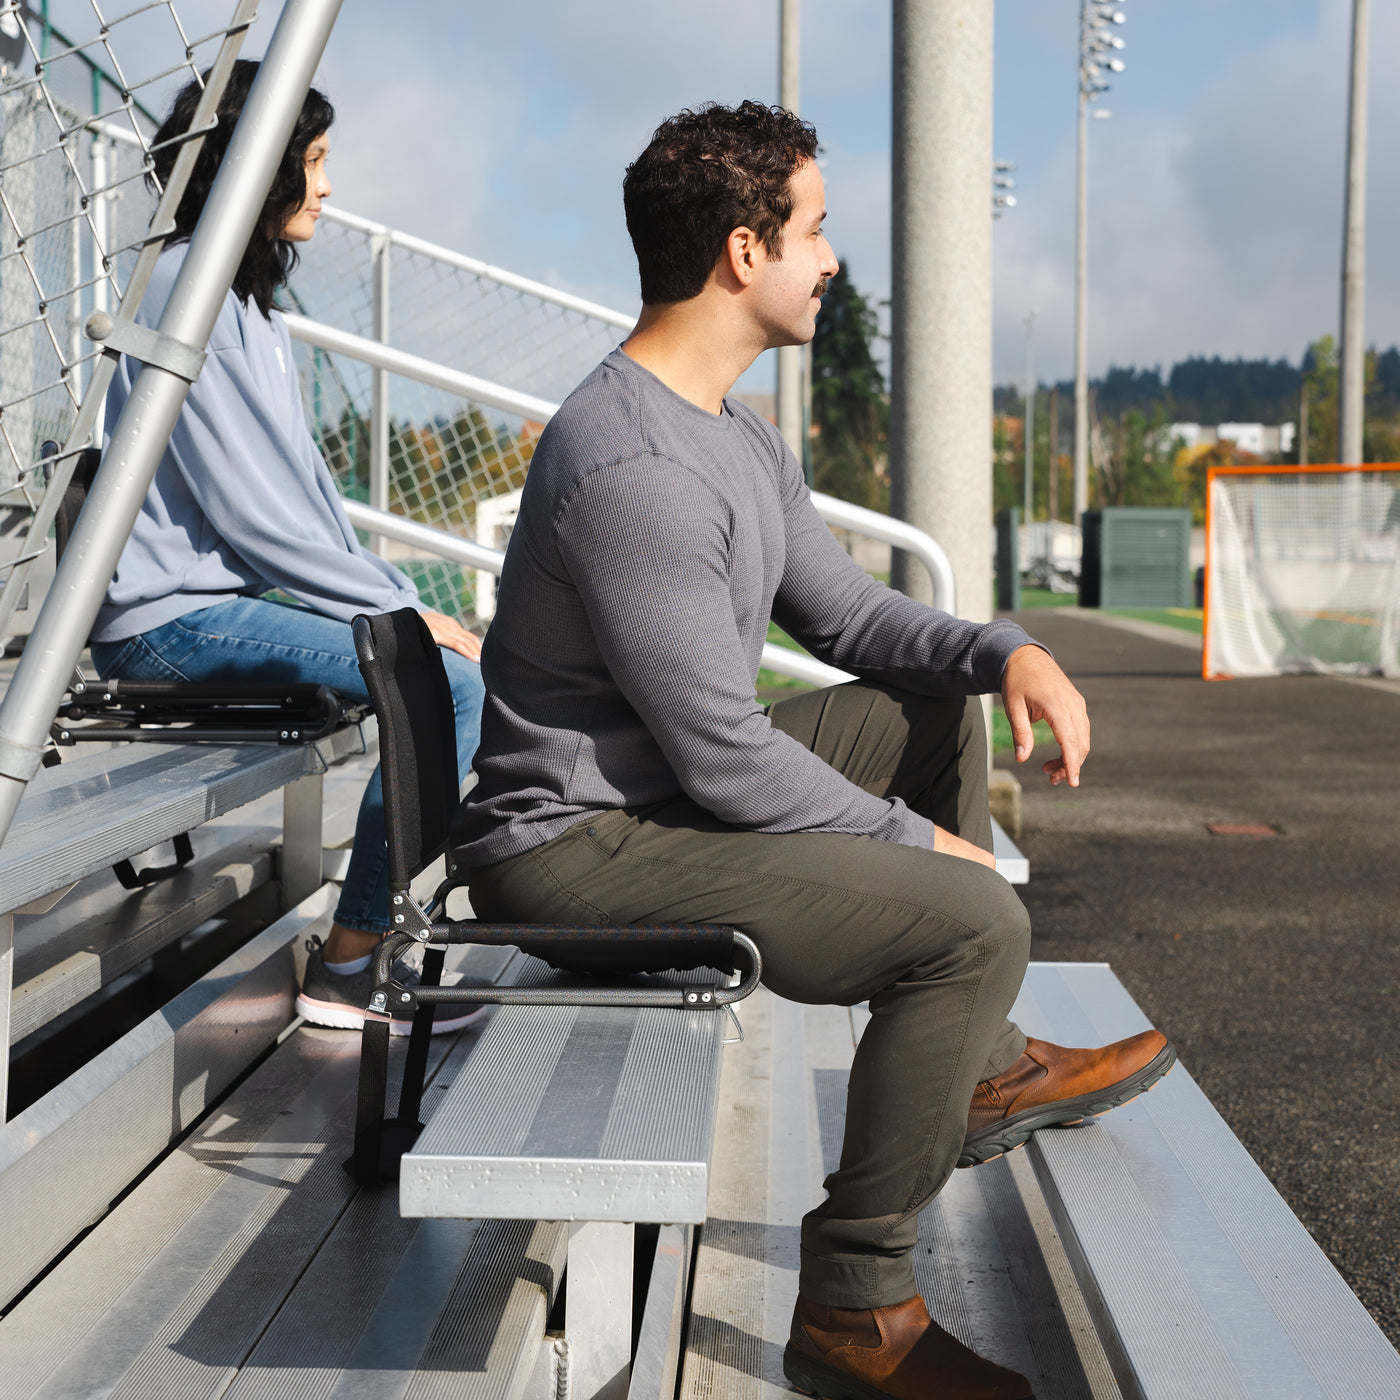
top-left (349, 1016), bottom-right (392, 1186)
top-left (112, 831), bottom-right (195, 889)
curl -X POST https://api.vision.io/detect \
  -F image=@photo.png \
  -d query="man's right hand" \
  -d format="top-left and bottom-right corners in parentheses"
top-left (934, 824), bottom-right (997, 870)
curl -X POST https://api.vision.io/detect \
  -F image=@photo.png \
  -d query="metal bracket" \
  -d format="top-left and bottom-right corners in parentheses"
top-left (390, 890), bottom-right (435, 941)
top-left (681, 987), bottom-right (717, 1008)
top-left (0, 733), bottom-right (45, 783)
top-left (370, 979), bottom-right (417, 1014)
top-left (84, 311), bottom-right (206, 383)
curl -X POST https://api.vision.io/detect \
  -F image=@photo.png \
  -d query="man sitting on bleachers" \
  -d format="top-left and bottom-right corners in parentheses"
top-left (452, 101), bottom-right (1174, 1400)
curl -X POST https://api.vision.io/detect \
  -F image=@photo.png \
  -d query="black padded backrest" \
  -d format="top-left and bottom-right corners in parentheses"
top-left (352, 608), bottom-right (461, 892)
top-left (41, 441), bottom-right (102, 563)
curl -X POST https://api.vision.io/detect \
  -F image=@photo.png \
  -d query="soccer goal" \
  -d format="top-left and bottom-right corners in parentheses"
top-left (1204, 463), bottom-right (1400, 679)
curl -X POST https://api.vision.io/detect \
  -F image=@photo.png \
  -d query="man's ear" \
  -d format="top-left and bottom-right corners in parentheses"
top-left (722, 225), bottom-right (761, 287)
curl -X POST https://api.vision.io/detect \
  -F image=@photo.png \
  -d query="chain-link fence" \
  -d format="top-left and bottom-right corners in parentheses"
top-left (286, 208), bottom-right (634, 619)
top-left (0, 2), bottom-right (241, 496)
top-left (0, 0), bottom-right (257, 643)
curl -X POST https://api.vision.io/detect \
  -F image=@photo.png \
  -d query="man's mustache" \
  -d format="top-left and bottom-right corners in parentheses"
top-left (813, 277), bottom-right (831, 298)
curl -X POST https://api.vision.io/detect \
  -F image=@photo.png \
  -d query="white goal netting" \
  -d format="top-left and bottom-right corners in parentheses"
top-left (1205, 466), bottom-right (1400, 678)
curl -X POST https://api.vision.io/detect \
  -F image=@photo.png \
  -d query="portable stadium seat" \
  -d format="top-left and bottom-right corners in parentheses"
top-left (347, 606), bottom-right (762, 1184)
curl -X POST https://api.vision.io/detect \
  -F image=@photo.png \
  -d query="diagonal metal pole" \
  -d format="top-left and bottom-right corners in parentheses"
top-left (0, 0), bottom-right (345, 846)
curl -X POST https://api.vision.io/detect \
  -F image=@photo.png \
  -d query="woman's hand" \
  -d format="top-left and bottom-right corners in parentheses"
top-left (421, 610), bottom-right (483, 662)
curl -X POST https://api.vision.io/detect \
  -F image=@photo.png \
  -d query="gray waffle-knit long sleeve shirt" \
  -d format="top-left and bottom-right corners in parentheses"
top-left (453, 348), bottom-right (1039, 868)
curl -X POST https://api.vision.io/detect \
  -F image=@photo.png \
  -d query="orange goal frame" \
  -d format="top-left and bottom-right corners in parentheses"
top-left (1203, 462), bottom-right (1400, 679)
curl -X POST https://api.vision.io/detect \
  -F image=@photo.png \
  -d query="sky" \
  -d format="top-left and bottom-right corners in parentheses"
top-left (45, 0), bottom-right (1398, 389)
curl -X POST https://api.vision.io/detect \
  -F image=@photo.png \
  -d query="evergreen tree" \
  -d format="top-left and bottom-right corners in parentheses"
top-left (811, 263), bottom-right (888, 511)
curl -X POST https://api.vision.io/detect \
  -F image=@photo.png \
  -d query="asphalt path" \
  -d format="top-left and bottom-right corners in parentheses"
top-left (998, 608), bottom-right (1400, 1346)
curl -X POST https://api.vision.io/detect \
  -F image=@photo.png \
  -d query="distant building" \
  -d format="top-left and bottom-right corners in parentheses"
top-left (1166, 422), bottom-right (1295, 457)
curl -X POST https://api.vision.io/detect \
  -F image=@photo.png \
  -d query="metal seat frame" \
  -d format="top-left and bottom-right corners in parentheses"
top-left (347, 607), bottom-right (761, 1185)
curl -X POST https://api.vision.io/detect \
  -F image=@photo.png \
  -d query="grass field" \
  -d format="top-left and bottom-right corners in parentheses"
top-left (1007, 584), bottom-right (1204, 636)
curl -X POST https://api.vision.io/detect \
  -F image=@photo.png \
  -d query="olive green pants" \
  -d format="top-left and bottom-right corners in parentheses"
top-left (468, 681), bottom-right (1030, 1308)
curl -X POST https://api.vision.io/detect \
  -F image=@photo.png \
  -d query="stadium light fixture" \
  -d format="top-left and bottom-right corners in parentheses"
top-left (993, 160), bottom-right (1016, 220)
top-left (1072, 0), bottom-right (1129, 524)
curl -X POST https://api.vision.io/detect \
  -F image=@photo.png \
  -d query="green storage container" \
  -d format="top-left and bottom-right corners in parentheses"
top-left (1079, 507), bottom-right (1192, 609)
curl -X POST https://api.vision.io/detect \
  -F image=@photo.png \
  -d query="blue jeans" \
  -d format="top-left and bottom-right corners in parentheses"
top-left (91, 596), bottom-right (485, 935)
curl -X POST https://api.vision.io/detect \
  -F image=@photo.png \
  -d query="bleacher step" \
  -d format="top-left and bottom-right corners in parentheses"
top-left (0, 885), bottom-right (334, 1315)
top-left (1019, 962), bottom-right (1400, 1399)
top-left (0, 944), bottom-right (554, 1400)
top-left (679, 983), bottom-right (1119, 1400)
top-left (400, 978), bottom-right (729, 1224)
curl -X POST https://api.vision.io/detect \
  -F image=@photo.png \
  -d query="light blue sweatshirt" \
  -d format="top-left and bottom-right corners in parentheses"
top-left (93, 244), bottom-right (421, 642)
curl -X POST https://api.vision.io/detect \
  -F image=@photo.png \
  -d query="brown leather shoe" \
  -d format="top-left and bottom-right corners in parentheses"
top-left (784, 1294), bottom-right (1031, 1399)
top-left (959, 1030), bottom-right (1175, 1168)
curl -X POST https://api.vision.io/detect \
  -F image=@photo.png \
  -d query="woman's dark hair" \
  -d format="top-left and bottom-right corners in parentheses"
top-left (149, 59), bottom-right (334, 317)
top-left (622, 101), bottom-right (819, 306)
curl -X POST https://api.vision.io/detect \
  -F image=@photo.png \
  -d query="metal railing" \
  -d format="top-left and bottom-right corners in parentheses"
top-left (340, 496), bottom-right (856, 689)
top-left (280, 205), bottom-right (957, 635)
top-left (1, 86), bottom-right (957, 693)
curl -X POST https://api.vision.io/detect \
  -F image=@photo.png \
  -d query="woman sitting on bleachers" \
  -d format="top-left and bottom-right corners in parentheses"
top-left (90, 61), bottom-right (484, 1034)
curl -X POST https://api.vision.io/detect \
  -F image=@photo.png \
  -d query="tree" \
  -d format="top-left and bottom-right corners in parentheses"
top-left (810, 263), bottom-right (888, 511)
top-left (1174, 437), bottom-right (1256, 525)
top-left (1095, 406), bottom-right (1178, 509)
top-left (1299, 335), bottom-right (1339, 464)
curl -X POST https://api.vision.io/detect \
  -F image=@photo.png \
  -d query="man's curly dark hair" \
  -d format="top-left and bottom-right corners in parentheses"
top-left (623, 101), bottom-right (819, 306)
top-left (149, 59), bottom-right (334, 318)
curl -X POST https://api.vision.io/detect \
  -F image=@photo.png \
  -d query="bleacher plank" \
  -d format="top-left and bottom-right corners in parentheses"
top-left (679, 984), bottom-right (1122, 1400)
top-left (0, 945), bottom-right (546, 1400)
top-left (0, 733), bottom-right (359, 916)
top-left (0, 887), bottom-right (331, 1315)
top-left (10, 829), bottom-right (275, 1044)
top-left (1016, 963), bottom-right (1400, 1400)
top-left (400, 978), bottom-right (729, 1225)
top-left (7, 733), bottom-right (374, 1048)
top-left (992, 815), bottom-right (1029, 885)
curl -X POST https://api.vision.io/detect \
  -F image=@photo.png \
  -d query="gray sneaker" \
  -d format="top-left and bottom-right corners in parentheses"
top-left (296, 936), bottom-right (490, 1035)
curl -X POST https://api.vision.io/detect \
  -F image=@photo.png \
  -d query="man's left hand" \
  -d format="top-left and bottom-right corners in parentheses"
top-left (422, 610), bottom-right (483, 662)
top-left (1000, 644), bottom-right (1090, 787)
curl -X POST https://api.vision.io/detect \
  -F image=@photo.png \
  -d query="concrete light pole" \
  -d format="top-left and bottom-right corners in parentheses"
top-left (776, 0), bottom-right (804, 464)
top-left (889, 0), bottom-right (994, 621)
top-left (1023, 310), bottom-right (1036, 525)
top-left (1073, 0), bottom-right (1127, 523)
top-left (1339, 0), bottom-right (1369, 465)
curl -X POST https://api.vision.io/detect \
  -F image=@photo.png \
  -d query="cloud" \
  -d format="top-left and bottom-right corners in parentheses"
top-left (70, 0), bottom-right (1397, 394)
top-left (994, 0), bottom-right (1400, 382)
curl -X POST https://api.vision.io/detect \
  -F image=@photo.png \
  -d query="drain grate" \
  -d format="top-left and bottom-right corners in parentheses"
top-left (1206, 822), bottom-right (1280, 837)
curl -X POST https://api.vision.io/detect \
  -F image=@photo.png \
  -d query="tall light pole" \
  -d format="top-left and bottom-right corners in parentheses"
top-left (890, 0), bottom-right (994, 621)
top-left (1339, 0), bottom-right (1369, 465)
top-left (776, 0), bottom-right (804, 465)
top-left (1073, 0), bottom-right (1127, 523)
top-left (1024, 310), bottom-right (1037, 525)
